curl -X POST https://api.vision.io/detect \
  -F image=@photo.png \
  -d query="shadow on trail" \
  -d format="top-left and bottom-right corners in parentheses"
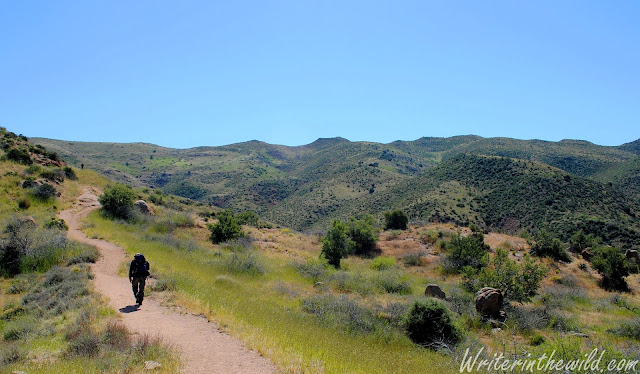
top-left (119, 304), bottom-right (141, 313)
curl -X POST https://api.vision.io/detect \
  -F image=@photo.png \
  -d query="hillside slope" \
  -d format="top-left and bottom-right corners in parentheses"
top-left (34, 135), bottom-right (640, 245)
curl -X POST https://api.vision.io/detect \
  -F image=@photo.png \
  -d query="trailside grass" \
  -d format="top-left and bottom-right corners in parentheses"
top-left (83, 211), bottom-right (462, 374)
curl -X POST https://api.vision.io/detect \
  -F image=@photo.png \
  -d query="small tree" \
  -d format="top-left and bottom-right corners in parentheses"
top-left (384, 210), bottom-right (408, 230)
top-left (530, 230), bottom-right (571, 262)
top-left (321, 220), bottom-right (350, 268)
top-left (348, 215), bottom-right (378, 256)
top-left (462, 248), bottom-right (547, 303)
top-left (569, 230), bottom-right (598, 253)
top-left (209, 209), bottom-right (243, 244)
top-left (406, 299), bottom-right (461, 348)
top-left (99, 184), bottom-right (136, 219)
top-left (591, 246), bottom-right (637, 292)
top-left (236, 211), bottom-right (259, 227)
top-left (445, 232), bottom-right (490, 272)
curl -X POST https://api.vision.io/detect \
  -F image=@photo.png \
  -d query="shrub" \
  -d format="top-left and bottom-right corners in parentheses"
top-left (17, 197), bottom-right (31, 210)
top-left (99, 184), bottom-right (136, 219)
top-left (66, 330), bottom-right (101, 357)
top-left (569, 230), bottom-right (599, 253)
top-left (384, 210), bottom-right (408, 230)
top-left (236, 211), bottom-right (259, 226)
top-left (302, 294), bottom-right (379, 333)
top-left (531, 230), bottom-right (571, 262)
top-left (608, 318), bottom-right (640, 341)
top-left (591, 246), bottom-right (636, 292)
top-left (31, 183), bottom-right (57, 200)
top-left (63, 166), bottom-right (77, 180)
top-left (224, 245), bottom-right (264, 275)
top-left (321, 220), bottom-right (350, 268)
top-left (405, 299), bottom-right (461, 348)
top-left (208, 209), bottom-right (244, 244)
top-left (39, 168), bottom-right (65, 182)
top-left (461, 249), bottom-right (546, 303)
top-left (377, 270), bottom-right (412, 294)
top-left (294, 258), bottom-right (329, 283)
top-left (370, 256), bottom-right (395, 271)
top-left (348, 215), bottom-right (379, 256)
top-left (402, 251), bottom-right (425, 266)
top-left (444, 233), bottom-right (490, 272)
top-left (45, 218), bottom-right (69, 231)
top-left (6, 147), bottom-right (32, 165)
top-left (0, 244), bottom-right (22, 277)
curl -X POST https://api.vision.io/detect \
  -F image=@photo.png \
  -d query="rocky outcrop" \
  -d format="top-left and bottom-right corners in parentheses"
top-left (424, 284), bottom-right (446, 299)
top-left (134, 200), bottom-right (155, 216)
top-left (475, 287), bottom-right (504, 319)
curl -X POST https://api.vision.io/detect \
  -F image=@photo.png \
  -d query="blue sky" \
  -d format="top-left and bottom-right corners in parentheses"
top-left (1, 1), bottom-right (639, 148)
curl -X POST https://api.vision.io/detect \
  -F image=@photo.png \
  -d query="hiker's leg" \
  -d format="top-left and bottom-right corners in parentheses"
top-left (139, 278), bottom-right (146, 302)
top-left (132, 278), bottom-right (139, 298)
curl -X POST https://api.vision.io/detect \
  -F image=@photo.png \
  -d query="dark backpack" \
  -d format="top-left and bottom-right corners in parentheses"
top-left (132, 254), bottom-right (149, 277)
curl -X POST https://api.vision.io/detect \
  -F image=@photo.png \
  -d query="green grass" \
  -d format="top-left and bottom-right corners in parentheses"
top-left (83, 211), bottom-right (461, 373)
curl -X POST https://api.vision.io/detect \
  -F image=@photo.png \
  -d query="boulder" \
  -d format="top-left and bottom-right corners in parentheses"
top-left (424, 284), bottom-right (446, 299)
top-left (475, 287), bottom-right (504, 319)
top-left (625, 249), bottom-right (640, 266)
top-left (581, 248), bottom-right (592, 261)
top-left (134, 200), bottom-right (155, 216)
top-left (144, 360), bottom-right (162, 370)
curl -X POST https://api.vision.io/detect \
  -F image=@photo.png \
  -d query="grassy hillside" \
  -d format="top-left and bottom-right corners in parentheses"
top-left (34, 135), bottom-right (640, 246)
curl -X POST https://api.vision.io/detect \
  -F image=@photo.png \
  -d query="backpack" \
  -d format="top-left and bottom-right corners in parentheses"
top-left (132, 254), bottom-right (149, 277)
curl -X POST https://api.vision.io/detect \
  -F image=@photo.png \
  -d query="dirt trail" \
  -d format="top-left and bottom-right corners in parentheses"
top-left (59, 188), bottom-right (276, 374)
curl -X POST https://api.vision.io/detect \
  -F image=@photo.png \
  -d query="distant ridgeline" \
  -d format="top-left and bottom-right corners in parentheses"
top-left (33, 135), bottom-right (640, 247)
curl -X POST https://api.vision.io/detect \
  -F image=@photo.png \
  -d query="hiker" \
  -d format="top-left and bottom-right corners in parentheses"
top-left (129, 253), bottom-right (150, 305)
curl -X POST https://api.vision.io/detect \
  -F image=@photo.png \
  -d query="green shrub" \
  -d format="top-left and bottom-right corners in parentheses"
top-left (302, 294), bottom-right (380, 333)
top-left (384, 210), bottom-right (408, 230)
top-left (370, 256), bottom-right (395, 271)
top-left (591, 246), bottom-right (636, 292)
top-left (208, 209), bottom-right (244, 244)
top-left (461, 248), bottom-right (546, 303)
top-left (531, 230), bottom-right (571, 262)
top-left (150, 277), bottom-right (177, 292)
top-left (236, 211), bottom-right (259, 226)
top-left (63, 166), bottom-right (77, 180)
top-left (608, 318), bottom-right (640, 341)
top-left (348, 215), bottom-right (379, 256)
top-left (321, 220), bottom-right (350, 268)
top-left (45, 218), bottom-right (69, 231)
top-left (444, 233), bottom-right (490, 272)
top-left (405, 299), bottom-right (461, 348)
top-left (530, 334), bottom-right (546, 346)
top-left (31, 183), bottom-right (57, 200)
top-left (39, 168), bottom-right (65, 182)
top-left (224, 245), bottom-right (264, 275)
top-left (17, 197), bottom-right (31, 210)
top-left (402, 251), bottom-right (425, 266)
top-left (25, 164), bottom-right (42, 174)
top-left (294, 258), bottom-right (329, 283)
top-left (378, 270), bottom-right (412, 294)
top-left (0, 244), bottom-right (23, 277)
top-left (99, 184), bottom-right (136, 219)
top-left (6, 147), bottom-right (32, 165)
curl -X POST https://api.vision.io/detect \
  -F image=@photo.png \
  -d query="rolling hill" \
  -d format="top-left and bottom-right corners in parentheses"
top-left (34, 135), bottom-right (640, 245)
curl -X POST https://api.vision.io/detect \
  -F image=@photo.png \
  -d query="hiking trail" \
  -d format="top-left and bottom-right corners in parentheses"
top-left (59, 187), bottom-right (276, 374)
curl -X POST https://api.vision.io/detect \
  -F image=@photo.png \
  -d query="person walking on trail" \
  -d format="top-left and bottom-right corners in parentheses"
top-left (129, 253), bottom-right (150, 305)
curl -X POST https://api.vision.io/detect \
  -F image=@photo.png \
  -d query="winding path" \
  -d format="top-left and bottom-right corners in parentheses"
top-left (59, 188), bottom-right (276, 374)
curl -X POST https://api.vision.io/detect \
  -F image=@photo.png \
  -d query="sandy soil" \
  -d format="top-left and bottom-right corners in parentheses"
top-left (59, 188), bottom-right (276, 374)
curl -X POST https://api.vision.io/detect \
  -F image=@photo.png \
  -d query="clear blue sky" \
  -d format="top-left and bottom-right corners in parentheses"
top-left (2, 1), bottom-right (639, 148)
